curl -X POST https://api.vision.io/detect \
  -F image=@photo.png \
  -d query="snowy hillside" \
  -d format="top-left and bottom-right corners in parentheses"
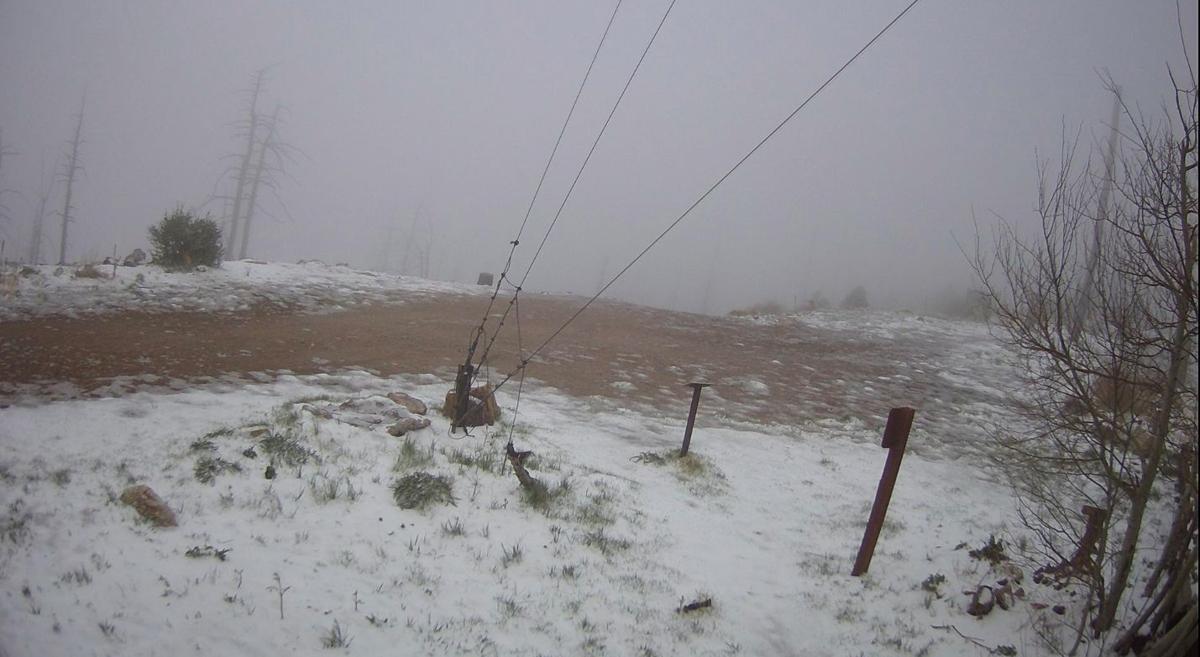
top-left (0, 260), bottom-right (483, 321)
top-left (0, 263), bottom-right (1121, 657)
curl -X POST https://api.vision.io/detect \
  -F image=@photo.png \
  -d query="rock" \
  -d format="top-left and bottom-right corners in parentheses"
top-left (387, 392), bottom-right (428, 415)
top-left (996, 562), bottom-right (1024, 585)
top-left (388, 416), bottom-right (432, 436)
top-left (119, 485), bottom-right (177, 528)
top-left (476, 272), bottom-right (494, 286)
top-left (264, 464), bottom-right (276, 479)
top-left (995, 585), bottom-right (1014, 610)
top-left (122, 248), bottom-right (147, 267)
top-left (966, 585), bottom-right (995, 617)
top-left (441, 384), bottom-right (499, 427)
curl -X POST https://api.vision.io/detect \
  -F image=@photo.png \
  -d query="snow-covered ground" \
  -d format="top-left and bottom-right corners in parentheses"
top-left (0, 263), bottom-right (1115, 656)
top-left (1, 370), bottom-right (1076, 657)
top-left (0, 260), bottom-right (482, 320)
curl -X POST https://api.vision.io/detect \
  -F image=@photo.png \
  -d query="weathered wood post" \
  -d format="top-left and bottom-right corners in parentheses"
top-left (851, 406), bottom-right (915, 576)
top-left (450, 364), bottom-right (473, 433)
top-left (680, 382), bottom-right (709, 457)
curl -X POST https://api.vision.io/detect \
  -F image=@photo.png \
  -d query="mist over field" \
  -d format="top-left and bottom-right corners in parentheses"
top-left (0, 0), bottom-right (1195, 313)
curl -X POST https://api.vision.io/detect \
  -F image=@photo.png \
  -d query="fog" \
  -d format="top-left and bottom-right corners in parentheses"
top-left (1, 0), bottom-right (1196, 314)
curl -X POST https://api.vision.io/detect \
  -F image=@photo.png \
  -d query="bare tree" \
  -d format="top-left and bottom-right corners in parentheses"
top-left (840, 285), bottom-right (868, 309)
top-left (0, 128), bottom-right (21, 253)
top-left (398, 204), bottom-right (435, 278)
top-left (57, 96), bottom-right (86, 265)
top-left (971, 68), bottom-right (1196, 655)
top-left (238, 104), bottom-right (278, 260)
top-left (226, 70), bottom-right (265, 260)
top-left (27, 158), bottom-right (55, 264)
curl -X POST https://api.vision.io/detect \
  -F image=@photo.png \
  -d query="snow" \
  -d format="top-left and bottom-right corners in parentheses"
top-left (0, 266), bottom-right (1113, 656)
top-left (0, 368), bottom-right (1090, 657)
top-left (0, 260), bottom-right (484, 320)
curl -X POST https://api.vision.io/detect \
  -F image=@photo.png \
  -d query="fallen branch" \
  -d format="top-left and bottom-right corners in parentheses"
top-left (505, 441), bottom-right (537, 490)
top-left (185, 545), bottom-right (230, 561)
top-left (678, 597), bottom-right (712, 613)
top-left (931, 624), bottom-right (1015, 655)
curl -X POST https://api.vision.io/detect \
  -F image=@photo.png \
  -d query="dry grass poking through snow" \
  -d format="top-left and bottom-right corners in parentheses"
top-left (0, 372), bottom-right (1113, 656)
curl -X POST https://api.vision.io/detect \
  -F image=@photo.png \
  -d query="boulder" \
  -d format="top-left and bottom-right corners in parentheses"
top-left (476, 272), bottom-right (494, 286)
top-left (119, 485), bottom-right (177, 528)
top-left (994, 585), bottom-right (1014, 611)
top-left (387, 416), bottom-right (432, 436)
top-left (122, 248), bottom-right (147, 267)
top-left (387, 392), bottom-right (428, 416)
top-left (441, 384), bottom-right (500, 427)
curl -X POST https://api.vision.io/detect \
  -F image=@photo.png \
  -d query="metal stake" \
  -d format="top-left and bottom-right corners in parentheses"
top-left (680, 382), bottom-right (709, 457)
top-left (851, 406), bottom-right (915, 576)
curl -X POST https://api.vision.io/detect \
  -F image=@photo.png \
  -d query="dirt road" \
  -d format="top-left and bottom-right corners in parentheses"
top-left (0, 292), bottom-right (1003, 447)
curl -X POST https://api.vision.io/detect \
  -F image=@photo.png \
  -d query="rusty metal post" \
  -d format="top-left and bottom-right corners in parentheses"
top-left (680, 382), bottom-right (709, 457)
top-left (851, 406), bottom-right (915, 576)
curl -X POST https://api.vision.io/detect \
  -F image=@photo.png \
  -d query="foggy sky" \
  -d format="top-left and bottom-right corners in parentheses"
top-left (1, 0), bottom-right (1197, 314)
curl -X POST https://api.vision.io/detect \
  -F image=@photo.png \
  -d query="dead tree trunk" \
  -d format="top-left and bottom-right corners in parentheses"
top-left (227, 71), bottom-right (265, 260)
top-left (505, 441), bottom-right (538, 490)
top-left (27, 163), bottom-right (53, 264)
top-left (1093, 79), bottom-right (1198, 636)
top-left (1070, 87), bottom-right (1121, 338)
top-left (58, 97), bottom-right (85, 265)
top-left (238, 105), bottom-right (278, 260)
top-left (0, 128), bottom-right (16, 231)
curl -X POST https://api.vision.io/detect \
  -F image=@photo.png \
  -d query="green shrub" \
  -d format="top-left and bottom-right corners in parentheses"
top-left (841, 285), bottom-right (869, 309)
top-left (148, 207), bottom-right (222, 271)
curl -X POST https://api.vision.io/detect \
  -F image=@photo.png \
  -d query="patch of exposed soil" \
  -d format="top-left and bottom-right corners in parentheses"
top-left (0, 293), bottom-right (1005, 451)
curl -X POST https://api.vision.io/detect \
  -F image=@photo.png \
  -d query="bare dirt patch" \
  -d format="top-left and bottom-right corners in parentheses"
top-left (0, 293), bottom-right (1006, 451)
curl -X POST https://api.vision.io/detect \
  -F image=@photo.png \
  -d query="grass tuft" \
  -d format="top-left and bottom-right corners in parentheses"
top-left (259, 432), bottom-right (318, 467)
top-left (189, 438), bottom-right (216, 452)
top-left (521, 475), bottom-right (572, 511)
top-left (500, 542), bottom-right (524, 567)
top-left (441, 517), bottom-right (466, 537)
top-left (194, 456), bottom-right (242, 484)
top-left (582, 528), bottom-right (631, 555)
top-left (391, 472), bottom-right (455, 510)
top-left (320, 620), bottom-right (352, 648)
top-left (445, 446), bottom-right (499, 473)
top-left (393, 436), bottom-right (433, 471)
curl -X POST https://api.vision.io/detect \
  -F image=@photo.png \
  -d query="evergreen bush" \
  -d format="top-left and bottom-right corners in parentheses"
top-left (148, 207), bottom-right (222, 271)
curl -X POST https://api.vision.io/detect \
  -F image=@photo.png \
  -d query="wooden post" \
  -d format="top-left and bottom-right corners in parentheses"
top-left (680, 383), bottom-right (709, 457)
top-left (851, 407), bottom-right (915, 576)
top-left (450, 364), bottom-right (472, 432)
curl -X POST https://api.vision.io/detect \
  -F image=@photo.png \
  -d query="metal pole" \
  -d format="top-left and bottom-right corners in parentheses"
top-left (680, 382), bottom-right (709, 457)
top-left (851, 406), bottom-right (915, 576)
